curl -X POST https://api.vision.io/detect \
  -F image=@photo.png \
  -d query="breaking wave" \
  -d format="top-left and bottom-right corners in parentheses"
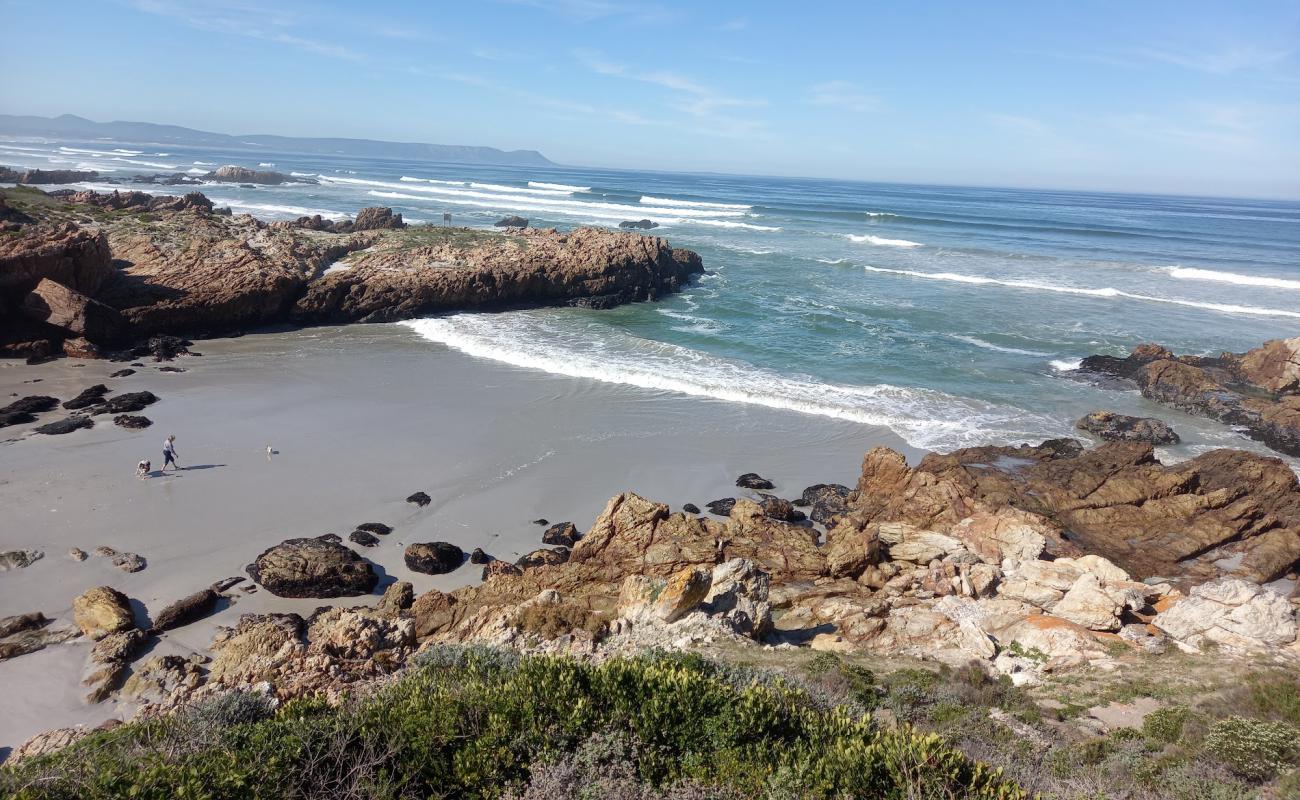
top-left (847, 234), bottom-right (923, 248)
top-left (1163, 266), bottom-right (1300, 291)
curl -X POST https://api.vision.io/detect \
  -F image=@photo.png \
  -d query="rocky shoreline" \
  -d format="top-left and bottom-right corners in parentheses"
top-left (1081, 338), bottom-right (1300, 458)
top-left (3, 422), bottom-right (1297, 764)
top-left (0, 185), bottom-right (703, 360)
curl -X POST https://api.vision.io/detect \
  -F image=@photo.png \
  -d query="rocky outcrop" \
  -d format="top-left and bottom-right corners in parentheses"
top-left (0, 549), bottom-right (43, 571)
top-left (846, 440), bottom-right (1300, 584)
top-left (619, 219), bottom-right (658, 230)
top-left (246, 537), bottom-right (378, 597)
top-left (542, 522), bottom-right (581, 547)
top-left (1075, 410), bottom-right (1179, 444)
top-left (1082, 338), bottom-right (1300, 456)
top-left (0, 612), bottom-right (79, 661)
top-left (204, 165), bottom-right (299, 185)
top-left (0, 188), bottom-right (703, 355)
top-left (72, 586), bottom-right (135, 640)
top-left (0, 167), bottom-right (98, 184)
top-left (34, 416), bottom-right (94, 435)
top-left (83, 629), bottom-right (146, 702)
top-left (494, 216), bottom-right (528, 228)
top-left (1153, 578), bottom-right (1296, 653)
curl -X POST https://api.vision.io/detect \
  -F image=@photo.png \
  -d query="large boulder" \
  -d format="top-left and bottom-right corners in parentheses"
top-left (702, 558), bottom-right (772, 637)
top-left (72, 586), bottom-right (135, 640)
top-left (21, 278), bottom-right (124, 342)
top-left (0, 223), bottom-right (113, 296)
top-left (617, 566), bottom-right (712, 624)
top-left (151, 588), bottom-right (219, 632)
top-left (204, 165), bottom-right (293, 185)
top-left (246, 537), bottom-right (378, 598)
top-left (404, 541), bottom-right (464, 575)
top-left (1153, 578), bottom-right (1296, 652)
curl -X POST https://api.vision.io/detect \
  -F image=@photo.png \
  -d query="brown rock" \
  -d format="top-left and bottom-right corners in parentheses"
top-left (151, 588), bottom-right (219, 632)
top-left (410, 589), bottom-right (459, 637)
top-left (21, 278), bottom-right (124, 342)
top-left (246, 537), bottom-right (378, 598)
top-left (72, 586), bottom-right (135, 640)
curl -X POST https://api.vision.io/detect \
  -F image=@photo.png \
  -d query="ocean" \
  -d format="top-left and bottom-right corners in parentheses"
top-left (4, 138), bottom-right (1299, 458)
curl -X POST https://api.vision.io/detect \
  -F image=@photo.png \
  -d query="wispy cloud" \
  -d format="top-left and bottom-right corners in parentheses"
top-left (808, 81), bottom-right (879, 113)
top-left (496, 0), bottom-right (676, 25)
top-left (126, 0), bottom-right (363, 61)
top-left (1134, 43), bottom-right (1293, 75)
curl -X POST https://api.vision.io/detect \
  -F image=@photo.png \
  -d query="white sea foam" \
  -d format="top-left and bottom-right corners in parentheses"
top-left (1163, 266), bottom-right (1300, 291)
top-left (193, 161), bottom-right (215, 165)
top-left (847, 233), bottom-right (923, 248)
top-left (470, 182), bottom-right (573, 196)
top-left (258, 162), bottom-right (275, 167)
top-left (206, 198), bottom-right (348, 220)
top-left (640, 195), bottom-right (751, 210)
top-left (401, 312), bottom-right (1066, 451)
top-left (60, 146), bottom-right (141, 157)
top-left (110, 156), bottom-right (178, 169)
top-left (186, 167), bottom-right (206, 175)
top-left (817, 258), bottom-right (848, 265)
top-left (1049, 358), bottom-right (1083, 372)
top-left (950, 336), bottom-right (1053, 357)
top-left (862, 266), bottom-right (1300, 319)
top-left (290, 171), bottom-right (316, 178)
top-left (399, 176), bottom-right (466, 185)
top-left (528, 181), bottom-right (590, 192)
top-left (331, 176), bottom-right (746, 218)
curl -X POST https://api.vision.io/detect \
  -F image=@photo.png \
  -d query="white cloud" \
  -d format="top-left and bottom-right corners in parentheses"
top-left (1134, 43), bottom-right (1293, 75)
top-left (126, 0), bottom-right (363, 61)
top-left (987, 113), bottom-right (1050, 136)
top-left (808, 81), bottom-right (878, 113)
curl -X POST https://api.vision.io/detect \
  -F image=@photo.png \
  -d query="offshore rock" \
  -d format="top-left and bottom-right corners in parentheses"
top-left (1076, 410), bottom-right (1179, 445)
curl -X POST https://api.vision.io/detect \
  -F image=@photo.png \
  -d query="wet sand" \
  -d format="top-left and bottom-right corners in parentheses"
top-left (0, 321), bottom-right (919, 751)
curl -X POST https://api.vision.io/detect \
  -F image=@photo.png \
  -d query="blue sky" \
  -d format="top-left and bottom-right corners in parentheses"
top-left (2, 0), bottom-right (1298, 197)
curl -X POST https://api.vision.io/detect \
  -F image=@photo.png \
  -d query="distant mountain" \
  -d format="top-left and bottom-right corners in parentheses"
top-left (0, 114), bottom-right (555, 167)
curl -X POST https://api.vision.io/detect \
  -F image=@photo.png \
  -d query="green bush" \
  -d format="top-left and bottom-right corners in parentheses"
top-left (1202, 716), bottom-right (1299, 781)
top-left (1, 648), bottom-right (1027, 800)
top-left (1144, 705), bottom-right (1191, 744)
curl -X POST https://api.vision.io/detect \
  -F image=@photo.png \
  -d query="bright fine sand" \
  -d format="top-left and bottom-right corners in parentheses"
top-left (0, 321), bottom-right (918, 752)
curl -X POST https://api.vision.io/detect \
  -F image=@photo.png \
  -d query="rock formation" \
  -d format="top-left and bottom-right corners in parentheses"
top-left (1075, 410), bottom-right (1179, 444)
top-left (246, 536), bottom-right (379, 597)
top-left (1082, 338), bottom-right (1300, 456)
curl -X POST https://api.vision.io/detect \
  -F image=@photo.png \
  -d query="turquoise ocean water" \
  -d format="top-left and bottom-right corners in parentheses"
top-left (4, 139), bottom-right (1298, 457)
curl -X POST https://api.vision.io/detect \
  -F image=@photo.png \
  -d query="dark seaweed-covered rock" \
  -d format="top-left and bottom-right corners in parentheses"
top-left (109, 369), bottom-right (136, 377)
top-left (0, 396), bottom-right (58, 415)
top-left (99, 391), bottom-right (158, 414)
top-left (494, 216), bottom-right (529, 228)
top-left (682, 503), bottom-right (701, 514)
top-left (63, 384), bottom-right (110, 410)
top-left (348, 530), bottom-right (379, 547)
top-left (542, 522), bottom-right (580, 547)
top-left (35, 416), bottom-right (93, 435)
top-left (706, 498), bottom-right (736, 516)
top-left (469, 547), bottom-right (490, 564)
top-left (113, 415), bottom-right (152, 429)
top-left (0, 411), bottom-right (36, 428)
top-left (801, 483), bottom-right (851, 526)
top-left (1076, 410), bottom-right (1180, 445)
top-left (404, 542), bottom-right (464, 575)
top-left (246, 537), bottom-right (378, 598)
top-left (760, 497), bottom-right (804, 522)
top-left (406, 492), bottom-right (431, 507)
top-left (736, 473), bottom-right (774, 490)
top-left (150, 589), bottom-right (219, 632)
top-left (618, 219), bottom-right (658, 230)
top-left (355, 522), bottom-right (392, 536)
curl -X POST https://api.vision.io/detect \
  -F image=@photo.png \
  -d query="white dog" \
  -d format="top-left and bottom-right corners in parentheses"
top-left (136, 459), bottom-right (151, 477)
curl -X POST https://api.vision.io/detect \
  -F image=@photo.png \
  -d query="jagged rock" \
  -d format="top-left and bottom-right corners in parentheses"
top-left (618, 219), bottom-right (658, 230)
top-left (0, 222), bottom-right (112, 298)
top-left (736, 472), bottom-right (774, 490)
top-left (112, 552), bottom-right (146, 573)
top-left (494, 216), bottom-right (528, 228)
top-left (469, 547), bottom-right (490, 564)
top-left (482, 560), bottom-right (522, 581)
top-left (309, 607), bottom-right (415, 660)
top-left (376, 581), bottom-right (414, 616)
top-left (801, 483), bottom-right (851, 525)
top-left (349, 530), bottom-right (379, 547)
top-left (759, 497), bottom-right (803, 522)
top-left (8, 726), bottom-right (95, 766)
top-left (542, 522), bottom-right (580, 547)
top-left (702, 558), bottom-right (772, 637)
top-left (0, 612), bottom-right (49, 640)
top-left (880, 524), bottom-right (969, 564)
top-left (355, 522), bottom-right (392, 536)
top-left (411, 589), bottom-right (458, 637)
top-left (823, 516), bottom-right (880, 579)
top-left (348, 207), bottom-right (405, 232)
top-left (705, 498), bottom-right (735, 516)
top-left (151, 588), bottom-right (219, 632)
top-left (0, 549), bottom-right (43, 571)
top-left (0, 168), bottom-right (98, 184)
top-left (62, 337), bottom-right (102, 359)
top-left (1076, 410), bottom-right (1179, 445)
top-left (1118, 623), bottom-right (1168, 654)
top-left (22, 278), bottom-right (124, 341)
top-left (83, 629), bottom-right (146, 702)
top-left (204, 165), bottom-right (294, 185)
top-left (946, 509), bottom-right (1053, 565)
top-left (517, 547), bottom-right (569, 568)
top-left (35, 415), bottom-right (93, 435)
top-left (0, 615), bottom-right (79, 661)
top-left (618, 566), bottom-right (712, 624)
top-left (404, 541), bottom-right (464, 575)
top-left (113, 414), bottom-right (152, 429)
top-left (72, 586), bottom-right (135, 640)
top-left (1153, 578), bottom-right (1296, 652)
top-left (406, 491), bottom-right (431, 507)
top-left (62, 385), bottom-right (110, 410)
top-left (246, 537), bottom-right (378, 598)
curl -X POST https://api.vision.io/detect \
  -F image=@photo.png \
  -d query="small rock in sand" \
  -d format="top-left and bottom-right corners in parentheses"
top-left (1, 549), bottom-right (44, 571)
top-left (355, 522), bottom-right (392, 536)
top-left (682, 503), bottom-right (701, 514)
top-left (405, 542), bottom-right (464, 575)
top-left (406, 491), bottom-right (431, 507)
top-left (113, 414), bottom-right (152, 429)
top-left (736, 472), bottom-right (775, 490)
top-left (349, 530), bottom-right (379, 547)
top-left (35, 416), bottom-right (94, 435)
top-left (68, 548), bottom-right (88, 562)
top-left (111, 552), bottom-right (146, 573)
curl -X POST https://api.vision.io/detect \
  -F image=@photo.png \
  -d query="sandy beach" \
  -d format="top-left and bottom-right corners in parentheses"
top-left (0, 320), bottom-right (917, 751)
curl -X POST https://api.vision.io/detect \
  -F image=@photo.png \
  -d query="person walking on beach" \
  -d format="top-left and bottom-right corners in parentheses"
top-left (162, 434), bottom-right (180, 471)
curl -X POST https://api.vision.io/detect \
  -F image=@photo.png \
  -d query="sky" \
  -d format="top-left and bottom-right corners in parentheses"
top-left (2, 0), bottom-right (1298, 198)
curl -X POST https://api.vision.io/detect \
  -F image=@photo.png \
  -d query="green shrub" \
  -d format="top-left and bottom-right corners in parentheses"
top-left (0, 650), bottom-right (1027, 800)
top-left (1144, 705), bottom-right (1191, 744)
top-left (1202, 716), bottom-right (1299, 781)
